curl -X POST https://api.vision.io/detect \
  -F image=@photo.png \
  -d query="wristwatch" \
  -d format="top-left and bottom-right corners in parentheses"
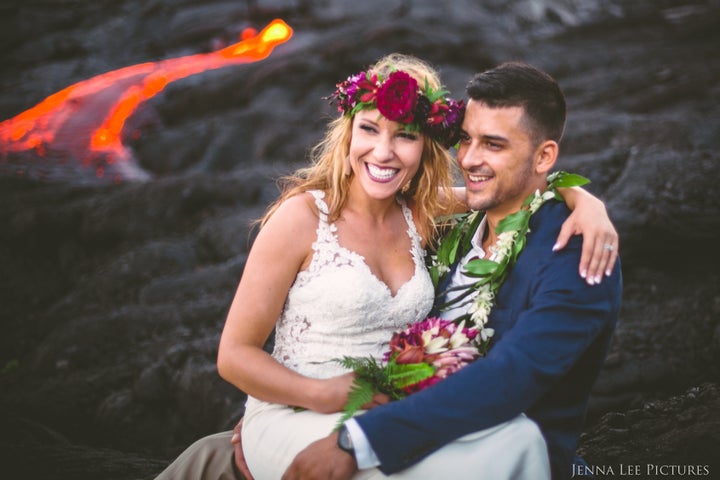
top-left (336, 424), bottom-right (355, 456)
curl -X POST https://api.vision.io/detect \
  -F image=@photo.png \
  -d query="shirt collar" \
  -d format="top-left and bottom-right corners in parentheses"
top-left (464, 213), bottom-right (488, 262)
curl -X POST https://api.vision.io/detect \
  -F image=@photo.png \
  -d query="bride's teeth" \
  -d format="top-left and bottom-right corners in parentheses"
top-left (367, 164), bottom-right (398, 180)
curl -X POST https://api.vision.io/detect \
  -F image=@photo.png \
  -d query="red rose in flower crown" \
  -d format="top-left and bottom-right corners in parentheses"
top-left (328, 68), bottom-right (465, 148)
top-left (375, 71), bottom-right (418, 124)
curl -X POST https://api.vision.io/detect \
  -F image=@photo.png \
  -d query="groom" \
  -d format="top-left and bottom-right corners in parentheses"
top-left (281, 62), bottom-right (622, 480)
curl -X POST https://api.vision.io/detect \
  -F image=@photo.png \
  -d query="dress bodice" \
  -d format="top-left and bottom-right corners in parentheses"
top-left (270, 190), bottom-right (434, 380)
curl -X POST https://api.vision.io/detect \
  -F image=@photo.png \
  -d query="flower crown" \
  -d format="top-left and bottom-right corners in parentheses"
top-left (329, 69), bottom-right (465, 148)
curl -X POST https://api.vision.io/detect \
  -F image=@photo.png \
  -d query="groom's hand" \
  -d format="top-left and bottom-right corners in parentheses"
top-left (282, 431), bottom-right (358, 480)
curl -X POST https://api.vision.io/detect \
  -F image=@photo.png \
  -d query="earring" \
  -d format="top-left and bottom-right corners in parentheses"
top-left (343, 156), bottom-right (352, 177)
top-left (400, 182), bottom-right (411, 194)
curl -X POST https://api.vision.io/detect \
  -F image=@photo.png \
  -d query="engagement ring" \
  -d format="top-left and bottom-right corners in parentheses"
top-left (603, 243), bottom-right (614, 252)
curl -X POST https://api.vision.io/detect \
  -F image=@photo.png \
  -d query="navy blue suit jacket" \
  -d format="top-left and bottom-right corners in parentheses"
top-left (355, 200), bottom-right (622, 480)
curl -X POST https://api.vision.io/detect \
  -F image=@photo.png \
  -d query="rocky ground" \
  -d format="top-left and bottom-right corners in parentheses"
top-left (1, 0), bottom-right (719, 478)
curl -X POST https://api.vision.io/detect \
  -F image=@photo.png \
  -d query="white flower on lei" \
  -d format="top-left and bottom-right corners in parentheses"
top-left (430, 254), bottom-right (450, 276)
top-left (468, 285), bottom-right (494, 327)
top-left (529, 189), bottom-right (556, 214)
top-left (489, 230), bottom-right (518, 263)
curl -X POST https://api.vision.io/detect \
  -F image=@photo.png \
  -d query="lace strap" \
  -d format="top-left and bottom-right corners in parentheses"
top-left (307, 190), bottom-right (337, 241)
top-left (396, 197), bottom-right (426, 268)
top-left (397, 198), bottom-right (422, 244)
top-left (308, 190), bottom-right (329, 221)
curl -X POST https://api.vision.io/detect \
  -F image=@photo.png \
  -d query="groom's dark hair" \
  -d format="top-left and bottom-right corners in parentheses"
top-left (466, 62), bottom-right (566, 144)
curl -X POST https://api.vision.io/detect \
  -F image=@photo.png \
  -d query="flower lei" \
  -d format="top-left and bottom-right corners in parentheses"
top-left (328, 69), bottom-right (465, 148)
top-left (429, 171), bottom-right (590, 352)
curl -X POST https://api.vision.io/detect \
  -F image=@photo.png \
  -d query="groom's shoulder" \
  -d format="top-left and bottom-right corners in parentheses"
top-left (528, 200), bottom-right (573, 245)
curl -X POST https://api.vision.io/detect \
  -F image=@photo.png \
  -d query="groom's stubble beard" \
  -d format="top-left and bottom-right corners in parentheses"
top-left (464, 154), bottom-right (535, 213)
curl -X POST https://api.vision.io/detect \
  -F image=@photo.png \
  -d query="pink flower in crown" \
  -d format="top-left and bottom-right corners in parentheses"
top-left (422, 98), bottom-right (465, 147)
top-left (334, 72), bottom-right (378, 112)
top-left (375, 71), bottom-right (419, 123)
top-left (355, 72), bottom-right (379, 103)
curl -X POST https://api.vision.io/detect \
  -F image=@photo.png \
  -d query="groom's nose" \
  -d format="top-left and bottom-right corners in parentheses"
top-left (458, 141), bottom-right (482, 169)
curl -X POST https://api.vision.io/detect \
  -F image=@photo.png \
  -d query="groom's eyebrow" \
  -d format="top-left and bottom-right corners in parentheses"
top-left (481, 134), bottom-right (509, 144)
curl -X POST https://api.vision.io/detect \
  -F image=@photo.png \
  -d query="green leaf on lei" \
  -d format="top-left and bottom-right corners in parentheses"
top-left (547, 171), bottom-right (590, 188)
top-left (464, 258), bottom-right (499, 276)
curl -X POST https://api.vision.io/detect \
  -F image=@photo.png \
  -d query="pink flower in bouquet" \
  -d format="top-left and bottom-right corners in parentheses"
top-left (386, 317), bottom-right (481, 394)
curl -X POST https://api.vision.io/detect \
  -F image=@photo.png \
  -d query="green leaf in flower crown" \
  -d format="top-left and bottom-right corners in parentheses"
top-left (463, 258), bottom-right (499, 276)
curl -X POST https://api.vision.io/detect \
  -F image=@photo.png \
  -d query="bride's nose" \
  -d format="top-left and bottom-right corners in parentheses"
top-left (372, 134), bottom-right (395, 162)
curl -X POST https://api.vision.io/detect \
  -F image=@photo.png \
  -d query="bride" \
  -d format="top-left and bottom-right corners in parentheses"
top-left (154, 53), bottom-right (617, 480)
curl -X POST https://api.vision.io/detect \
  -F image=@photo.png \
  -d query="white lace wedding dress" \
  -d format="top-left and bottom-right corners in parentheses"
top-left (242, 191), bottom-right (550, 480)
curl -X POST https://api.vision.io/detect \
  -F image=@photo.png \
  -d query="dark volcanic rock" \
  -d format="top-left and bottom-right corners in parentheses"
top-left (1, 0), bottom-right (719, 478)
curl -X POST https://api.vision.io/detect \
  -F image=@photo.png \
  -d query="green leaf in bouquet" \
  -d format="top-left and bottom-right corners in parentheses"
top-left (334, 377), bottom-right (376, 430)
top-left (385, 361), bottom-right (435, 390)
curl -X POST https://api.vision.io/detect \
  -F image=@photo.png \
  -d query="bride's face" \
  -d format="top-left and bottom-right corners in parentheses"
top-left (347, 109), bottom-right (424, 200)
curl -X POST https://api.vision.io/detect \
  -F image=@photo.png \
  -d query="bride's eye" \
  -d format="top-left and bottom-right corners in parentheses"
top-left (397, 131), bottom-right (418, 141)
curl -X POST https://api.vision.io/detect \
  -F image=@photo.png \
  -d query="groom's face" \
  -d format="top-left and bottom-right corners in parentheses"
top-left (456, 100), bottom-right (543, 219)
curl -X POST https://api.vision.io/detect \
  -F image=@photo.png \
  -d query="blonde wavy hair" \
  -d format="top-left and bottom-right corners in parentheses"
top-left (260, 53), bottom-right (458, 244)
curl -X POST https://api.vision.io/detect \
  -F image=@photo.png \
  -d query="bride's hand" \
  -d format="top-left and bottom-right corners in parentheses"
top-left (554, 187), bottom-right (619, 284)
top-left (314, 373), bottom-right (391, 413)
top-left (312, 372), bottom-right (358, 413)
top-left (362, 392), bottom-right (391, 409)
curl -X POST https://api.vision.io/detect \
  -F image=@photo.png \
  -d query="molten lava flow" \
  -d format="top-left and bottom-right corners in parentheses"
top-left (0, 18), bottom-right (293, 182)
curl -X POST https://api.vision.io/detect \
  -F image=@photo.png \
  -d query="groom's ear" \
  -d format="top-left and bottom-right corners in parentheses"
top-left (534, 140), bottom-right (558, 175)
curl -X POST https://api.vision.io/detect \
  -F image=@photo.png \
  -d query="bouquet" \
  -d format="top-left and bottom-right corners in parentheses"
top-left (334, 317), bottom-right (483, 428)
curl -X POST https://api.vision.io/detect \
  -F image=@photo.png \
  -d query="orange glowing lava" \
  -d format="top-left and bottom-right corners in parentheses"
top-left (0, 19), bottom-right (293, 182)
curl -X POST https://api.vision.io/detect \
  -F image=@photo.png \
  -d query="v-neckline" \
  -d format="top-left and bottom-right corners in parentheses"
top-left (331, 199), bottom-right (419, 299)
top-left (332, 242), bottom-right (419, 299)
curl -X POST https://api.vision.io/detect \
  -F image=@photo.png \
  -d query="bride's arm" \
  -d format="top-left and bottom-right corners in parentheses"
top-left (217, 194), bottom-right (353, 414)
top-left (439, 185), bottom-right (618, 284)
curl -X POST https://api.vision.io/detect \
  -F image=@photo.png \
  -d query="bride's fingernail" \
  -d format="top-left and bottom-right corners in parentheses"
top-left (580, 270), bottom-right (587, 279)
top-left (552, 243), bottom-right (560, 251)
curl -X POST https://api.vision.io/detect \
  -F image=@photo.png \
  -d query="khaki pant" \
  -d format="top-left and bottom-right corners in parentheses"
top-left (154, 431), bottom-right (242, 480)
